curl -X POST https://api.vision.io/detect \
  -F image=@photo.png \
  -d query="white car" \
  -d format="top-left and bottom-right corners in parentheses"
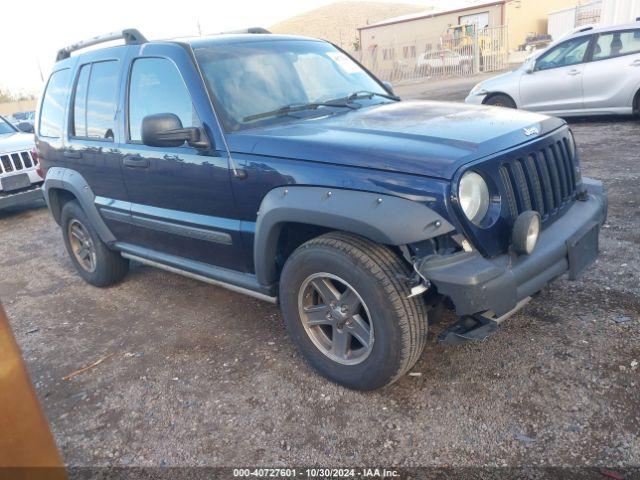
top-left (0, 115), bottom-right (42, 209)
top-left (465, 22), bottom-right (640, 117)
top-left (416, 48), bottom-right (472, 75)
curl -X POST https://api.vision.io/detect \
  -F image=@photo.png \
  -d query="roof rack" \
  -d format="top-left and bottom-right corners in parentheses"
top-left (219, 27), bottom-right (271, 34)
top-left (55, 28), bottom-right (147, 61)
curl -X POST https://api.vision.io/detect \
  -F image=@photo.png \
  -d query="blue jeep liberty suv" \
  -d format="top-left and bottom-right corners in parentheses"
top-left (36, 29), bottom-right (607, 390)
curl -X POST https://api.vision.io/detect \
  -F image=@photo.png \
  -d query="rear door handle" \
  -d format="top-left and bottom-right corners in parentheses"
top-left (567, 69), bottom-right (581, 76)
top-left (631, 59), bottom-right (640, 67)
top-left (123, 156), bottom-right (149, 169)
top-left (64, 151), bottom-right (82, 159)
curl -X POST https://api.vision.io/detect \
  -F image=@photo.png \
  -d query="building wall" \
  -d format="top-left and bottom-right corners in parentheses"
top-left (600, 0), bottom-right (640, 25)
top-left (359, 4), bottom-right (504, 53)
top-left (505, 0), bottom-right (585, 51)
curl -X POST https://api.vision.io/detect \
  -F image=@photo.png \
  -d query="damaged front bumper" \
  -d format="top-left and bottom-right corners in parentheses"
top-left (417, 178), bottom-right (607, 317)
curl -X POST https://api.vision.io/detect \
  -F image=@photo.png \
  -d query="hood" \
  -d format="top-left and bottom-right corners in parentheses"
top-left (0, 131), bottom-right (35, 153)
top-left (227, 101), bottom-right (564, 179)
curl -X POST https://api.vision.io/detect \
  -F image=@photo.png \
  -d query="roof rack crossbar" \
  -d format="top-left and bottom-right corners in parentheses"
top-left (219, 27), bottom-right (271, 34)
top-left (55, 28), bottom-right (147, 61)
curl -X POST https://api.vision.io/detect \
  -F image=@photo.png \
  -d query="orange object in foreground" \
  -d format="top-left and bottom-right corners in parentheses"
top-left (0, 304), bottom-right (67, 480)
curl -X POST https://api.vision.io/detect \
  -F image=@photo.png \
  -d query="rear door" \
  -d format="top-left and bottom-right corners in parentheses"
top-left (582, 28), bottom-right (640, 113)
top-left (118, 45), bottom-right (244, 271)
top-left (519, 35), bottom-right (593, 113)
top-left (65, 49), bottom-right (130, 240)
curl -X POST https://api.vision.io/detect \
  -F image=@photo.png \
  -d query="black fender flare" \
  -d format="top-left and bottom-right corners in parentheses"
top-left (253, 186), bottom-right (454, 286)
top-left (43, 167), bottom-right (116, 244)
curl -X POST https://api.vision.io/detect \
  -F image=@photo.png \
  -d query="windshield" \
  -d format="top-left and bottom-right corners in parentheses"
top-left (194, 39), bottom-right (389, 130)
top-left (0, 116), bottom-right (17, 135)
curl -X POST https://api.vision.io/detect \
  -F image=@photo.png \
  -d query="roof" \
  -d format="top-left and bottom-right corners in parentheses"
top-left (358, 0), bottom-right (504, 30)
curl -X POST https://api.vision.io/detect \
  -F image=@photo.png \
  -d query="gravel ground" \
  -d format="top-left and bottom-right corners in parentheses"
top-left (1, 81), bottom-right (639, 473)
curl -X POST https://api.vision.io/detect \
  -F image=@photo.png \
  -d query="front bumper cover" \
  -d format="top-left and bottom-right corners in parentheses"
top-left (0, 185), bottom-right (43, 209)
top-left (417, 178), bottom-right (607, 317)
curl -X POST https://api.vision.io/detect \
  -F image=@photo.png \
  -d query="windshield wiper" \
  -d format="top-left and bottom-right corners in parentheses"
top-left (337, 90), bottom-right (401, 102)
top-left (243, 101), bottom-right (355, 122)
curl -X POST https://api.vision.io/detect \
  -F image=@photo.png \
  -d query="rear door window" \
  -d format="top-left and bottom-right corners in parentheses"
top-left (85, 61), bottom-right (120, 141)
top-left (39, 69), bottom-right (71, 138)
top-left (593, 29), bottom-right (640, 60)
top-left (127, 57), bottom-right (198, 142)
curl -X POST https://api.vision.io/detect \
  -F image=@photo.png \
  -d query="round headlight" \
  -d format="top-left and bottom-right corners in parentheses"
top-left (459, 171), bottom-right (490, 225)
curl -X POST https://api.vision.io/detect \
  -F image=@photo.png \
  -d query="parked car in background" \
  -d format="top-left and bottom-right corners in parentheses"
top-left (37, 29), bottom-right (605, 390)
top-left (416, 48), bottom-right (472, 76)
top-left (465, 22), bottom-right (640, 117)
top-left (9, 111), bottom-right (36, 133)
top-left (0, 116), bottom-right (42, 209)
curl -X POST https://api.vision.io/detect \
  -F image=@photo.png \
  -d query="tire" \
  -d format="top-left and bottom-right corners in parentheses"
top-left (279, 232), bottom-right (428, 390)
top-left (61, 200), bottom-right (129, 287)
top-left (484, 93), bottom-right (517, 109)
top-left (634, 89), bottom-right (640, 117)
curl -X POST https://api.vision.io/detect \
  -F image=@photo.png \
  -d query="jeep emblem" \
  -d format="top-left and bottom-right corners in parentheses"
top-left (524, 127), bottom-right (539, 136)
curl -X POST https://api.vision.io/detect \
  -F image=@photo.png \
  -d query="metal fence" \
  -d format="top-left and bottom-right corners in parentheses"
top-left (575, 0), bottom-right (602, 27)
top-left (349, 25), bottom-right (509, 84)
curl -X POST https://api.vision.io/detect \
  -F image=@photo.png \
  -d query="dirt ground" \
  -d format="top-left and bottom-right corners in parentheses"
top-left (1, 79), bottom-right (639, 473)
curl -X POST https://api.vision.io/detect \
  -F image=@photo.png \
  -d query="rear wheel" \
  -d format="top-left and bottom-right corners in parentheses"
top-left (484, 93), bottom-right (517, 109)
top-left (634, 89), bottom-right (640, 117)
top-left (61, 201), bottom-right (128, 287)
top-left (279, 232), bottom-right (428, 390)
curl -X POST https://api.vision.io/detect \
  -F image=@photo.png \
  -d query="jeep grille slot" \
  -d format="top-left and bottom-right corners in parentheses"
top-left (500, 138), bottom-right (578, 223)
top-left (0, 150), bottom-right (36, 175)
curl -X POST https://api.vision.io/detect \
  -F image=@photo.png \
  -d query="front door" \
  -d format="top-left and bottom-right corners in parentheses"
top-left (520, 35), bottom-right (593, 113)
top-left (119, 56), bottom-right (243, 271)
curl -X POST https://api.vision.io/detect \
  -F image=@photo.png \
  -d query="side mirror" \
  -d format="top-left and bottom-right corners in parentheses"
top-left (16, 122), bottom-right (34, 133)
top-left (524, 63), bottom-right (535, 74)
top-left (141, 113), bottom-right (207, 149)
top-left (382, 81), bottom-right (395, 94)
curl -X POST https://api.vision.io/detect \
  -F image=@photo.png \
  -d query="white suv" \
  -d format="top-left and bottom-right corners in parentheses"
top-left (465, 22), bottom-right (640, 117)
top-left (0, 115), bottom-right (42, 209)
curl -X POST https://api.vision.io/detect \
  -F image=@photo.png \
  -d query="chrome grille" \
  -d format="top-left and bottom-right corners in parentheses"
top-left (0, 150), bottom-right (37, 175)
top-left (499, 139), bottom-right (578, 222)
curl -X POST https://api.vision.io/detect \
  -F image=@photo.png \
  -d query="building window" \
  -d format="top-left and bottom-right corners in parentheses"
top-left (402, 46), bottom-right (416, 58)
top-left (459, 11), bottom-right (490, 28)
top-left (382, 48), bottom-right (396, 60)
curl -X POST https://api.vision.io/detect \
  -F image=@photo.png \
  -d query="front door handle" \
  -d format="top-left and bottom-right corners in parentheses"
top-left (123, 156), bottom-right (149, 169)
top-left (631, 59), bottom-right (640, 67)
top-left (567, 69), bottom-right (581, 76)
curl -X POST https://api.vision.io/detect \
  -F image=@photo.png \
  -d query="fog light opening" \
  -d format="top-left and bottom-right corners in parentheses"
top-left (512, 211), bottom-right (541, 255)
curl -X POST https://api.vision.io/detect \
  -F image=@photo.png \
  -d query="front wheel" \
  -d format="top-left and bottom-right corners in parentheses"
top-left (279, 232), bottom-right (428, 390)
top-left (484, 93), bottom-right (517, 109)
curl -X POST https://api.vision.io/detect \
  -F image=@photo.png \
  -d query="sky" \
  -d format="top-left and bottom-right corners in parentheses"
top-left (0, 0), bottom-right (445, 95)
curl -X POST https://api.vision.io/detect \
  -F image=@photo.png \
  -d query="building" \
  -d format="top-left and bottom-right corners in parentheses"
top-left (549, 0), bottom-right (640, 40)
top-left (358, 0), bottom-right (587, 55)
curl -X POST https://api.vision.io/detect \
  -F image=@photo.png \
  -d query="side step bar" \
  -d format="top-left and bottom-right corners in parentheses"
top-left (438, 297), bottom-right (531, 345)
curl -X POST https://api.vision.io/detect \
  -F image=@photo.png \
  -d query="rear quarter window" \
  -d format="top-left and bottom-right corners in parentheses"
top-left (39, 69), bottom-right (71, 138)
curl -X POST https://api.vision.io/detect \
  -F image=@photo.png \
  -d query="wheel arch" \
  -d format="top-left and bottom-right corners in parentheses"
top-left (43, 167), bottom-right (116, 244)
top-left (253, 186), bottom-right (455, 287)
top-left (633, 87), bottom-right (640, 115)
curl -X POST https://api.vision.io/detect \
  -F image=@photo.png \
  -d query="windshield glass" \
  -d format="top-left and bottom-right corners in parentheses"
top-left (194, 39), bottom-right (389, 130)
top-left (0, 116), bottom-right (17, 135)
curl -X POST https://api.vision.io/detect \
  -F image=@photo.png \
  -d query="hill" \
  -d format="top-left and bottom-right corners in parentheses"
top-left (270, 1), bottom-right (426, 50)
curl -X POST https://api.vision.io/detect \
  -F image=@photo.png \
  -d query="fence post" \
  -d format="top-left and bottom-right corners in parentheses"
top-left (473, 27), bottom-right (480, 74)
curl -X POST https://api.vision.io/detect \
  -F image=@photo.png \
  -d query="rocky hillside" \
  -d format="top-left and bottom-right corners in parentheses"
top-left (270, 1), bottom-right (425, 50)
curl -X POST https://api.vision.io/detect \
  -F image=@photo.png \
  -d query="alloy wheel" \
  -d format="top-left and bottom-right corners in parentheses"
top-left (67, 219), bottom-right (97, 273)
top-left (298, 273), bottom-right (374, 365)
